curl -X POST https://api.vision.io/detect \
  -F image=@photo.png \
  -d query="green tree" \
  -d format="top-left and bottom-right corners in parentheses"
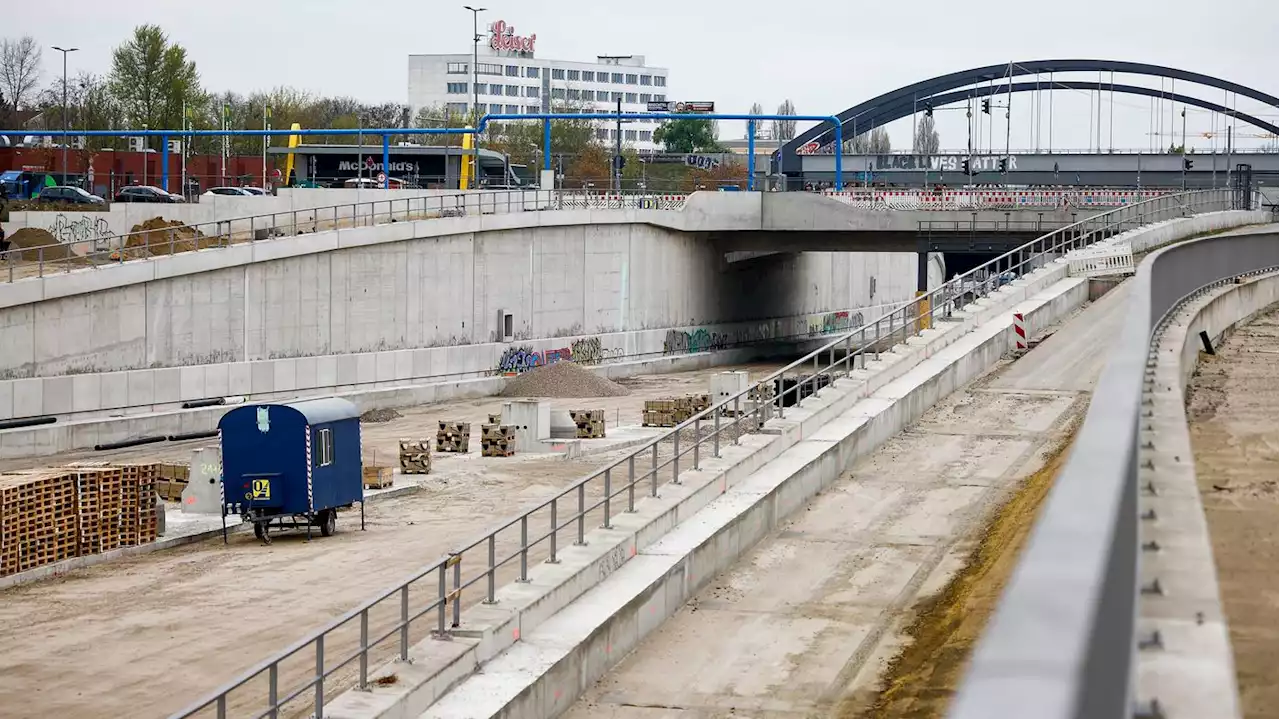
top-left (653, 118), bottom-right (722, 153)
top-left (108, 25), bottom-right (201, 147)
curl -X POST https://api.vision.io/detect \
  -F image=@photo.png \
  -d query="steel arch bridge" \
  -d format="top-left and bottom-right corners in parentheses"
top-left (776, 59), bottom-right (1280, 175)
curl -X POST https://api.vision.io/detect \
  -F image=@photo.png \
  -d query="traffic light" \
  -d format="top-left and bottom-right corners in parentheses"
top-left (1183, 158), bottom-right (1193, 171)
top-left (998, 158), bottom-right (1008, 173)
top-left (981, 99), bottom-right (991, 114)
top-left (961, 159), bottom-right (971, 175)
top-left (614, 155), bottom-right (627, 171)
top-left (923, 104), bottom-right (933, 118)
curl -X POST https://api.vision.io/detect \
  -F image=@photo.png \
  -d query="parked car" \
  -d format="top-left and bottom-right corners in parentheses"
top-left (114, 185), bottom-right (184, 203)
top-left (37, 186), bottom-right (107, 205)
top-left (203, 186), bottom-right (253, 197)
top-left (238, 186), bottom-right (270, 196)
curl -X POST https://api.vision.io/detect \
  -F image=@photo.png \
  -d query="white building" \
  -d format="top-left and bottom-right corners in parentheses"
top-left (407, 18), bottom-right (670, 152)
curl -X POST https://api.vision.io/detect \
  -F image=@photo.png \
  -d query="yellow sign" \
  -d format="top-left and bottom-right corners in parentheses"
top-left (251, 478), bottom-right (271, 500)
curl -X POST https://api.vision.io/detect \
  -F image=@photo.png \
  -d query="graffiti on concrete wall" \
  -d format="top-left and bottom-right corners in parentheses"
top-left (50, 214), bottom-right (115, 246)
top-left (807, 311), bottom-right (864, 337)
top-left (496, 336), bottom-right (622, 374)
top-left (662, 322), bottom-right (774, 355)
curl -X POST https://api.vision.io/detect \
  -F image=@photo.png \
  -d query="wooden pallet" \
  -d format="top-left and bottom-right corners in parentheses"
top-left (570, 410), bottom-right (606, 438)
top-left (0, 471), bottom-right (80, 576)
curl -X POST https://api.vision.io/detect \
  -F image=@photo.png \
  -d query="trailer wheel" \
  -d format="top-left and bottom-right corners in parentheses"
top-left (253, 521), bottom-right (271, 544)
top-left (319, 509), bottom-right (337, 537)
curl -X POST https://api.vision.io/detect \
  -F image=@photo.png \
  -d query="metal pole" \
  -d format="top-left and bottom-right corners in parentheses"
top-left (614, 97), bottom-right (622, 192)
top-left (747, 119), bottom-right (756, 190)
top-left (1181, 107), bottom-right (1187, 191)
top-left (161, 134), bottom-right (169, 192)
top-left (382, 134), bottom-right (390, 189)
top-left (52, 46), bottom-right (78, 186)
top-left (832, 119), bottom-right (843, 191)
top-left (464, 5), bottom-right (486, 190)
top-left (1047, 71), bottom-right (1053, 154)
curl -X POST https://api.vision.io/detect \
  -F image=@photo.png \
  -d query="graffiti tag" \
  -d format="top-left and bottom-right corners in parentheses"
top-left (50, 214), bottom-right (115, 247)
top-left (497, 337), bottom-right (621, 374)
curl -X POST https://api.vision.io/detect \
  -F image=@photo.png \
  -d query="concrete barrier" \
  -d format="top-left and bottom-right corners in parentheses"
top-left (320, 248), bottom-right (1086, 719)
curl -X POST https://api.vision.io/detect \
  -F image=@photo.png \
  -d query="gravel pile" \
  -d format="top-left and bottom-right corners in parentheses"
top-left (360, 407), bottom-right (403, 423)
top-left (501, 361), bottom-right (630, 398)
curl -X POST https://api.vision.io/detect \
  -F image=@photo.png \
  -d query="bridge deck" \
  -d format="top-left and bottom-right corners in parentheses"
top-left (564, 282), bottom-right (1131, 718)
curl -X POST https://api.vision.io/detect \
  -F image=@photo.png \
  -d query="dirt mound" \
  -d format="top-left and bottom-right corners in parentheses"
top-left (360, 408), bottom-right (403, 423)
top-left (4, 227), bottom-right (79, 261)
top-left (500, 360), bottom-right (630, 398)
top-left (125, 218), bottom-right (214, 256)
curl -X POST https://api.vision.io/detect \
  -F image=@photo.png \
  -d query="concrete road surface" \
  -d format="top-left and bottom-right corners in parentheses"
top-left (565, 282), bottom-right (1133, 718)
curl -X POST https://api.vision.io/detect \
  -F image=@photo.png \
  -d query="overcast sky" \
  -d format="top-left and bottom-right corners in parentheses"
top-left (12, 0), bottom-right (1279, 151)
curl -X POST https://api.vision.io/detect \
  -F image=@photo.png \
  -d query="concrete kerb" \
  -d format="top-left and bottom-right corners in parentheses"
top-left (418, 266), bottom-right (1092, 719)
top-left (1134, 272), bottom-right (1278, 718)
top-left (321, 256), bottom-right (1078, 719)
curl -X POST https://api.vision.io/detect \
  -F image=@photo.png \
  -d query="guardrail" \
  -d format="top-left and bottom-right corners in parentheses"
top-left (0, 189), bottom-right (688, 283)
top-left (167, 188), bottom-right (1243, 719)
top-left (824, 188), bottom-right (1176, 211)
top-left (949, 209), bottom-right (1274, 719)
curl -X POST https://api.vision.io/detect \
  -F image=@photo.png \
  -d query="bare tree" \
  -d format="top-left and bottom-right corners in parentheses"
top-left (772, 99), bottom-right (796, 141)
top-left (0, 35), bottom-right (43, 111)
top-left (849, 127), bottom-right (891, 153)
top-left (912, 114), bottom-right (939, 154)
top-left (746, 102), bottom-right (762, 138)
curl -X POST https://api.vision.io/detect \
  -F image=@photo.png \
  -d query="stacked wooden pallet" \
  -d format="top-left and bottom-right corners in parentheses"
top-left (480, 424), bottom-right (516, 457)
top-left (487, 413), bottom-right (502, 425)
top-left (642, 394), bottom-right (713, 427)
top-left (436, 422), bottom-right (471, 453)
top-left (0, 464), bottom-right (159, 577)
top-left (362, 466), bottom-right (395, 489)
top-left (155, 463), bottom-right (191, 502)
top-left (398, 440), bottom-right (433, 474)
top-left (570, 409), bottom-right (606, 438)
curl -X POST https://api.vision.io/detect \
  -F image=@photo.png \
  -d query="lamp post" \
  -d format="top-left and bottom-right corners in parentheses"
top-left (51, 46), bottom-right (79, 186)
top-left (464, 5), bottom-right (486, 190)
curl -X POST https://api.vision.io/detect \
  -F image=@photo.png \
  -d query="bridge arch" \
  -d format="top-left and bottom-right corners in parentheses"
top-left (778, 60), bottom-right (1280, 174)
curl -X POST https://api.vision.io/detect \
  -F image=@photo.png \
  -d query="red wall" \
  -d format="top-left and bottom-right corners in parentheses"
top-left (0, 148), bottom-right (269, 192)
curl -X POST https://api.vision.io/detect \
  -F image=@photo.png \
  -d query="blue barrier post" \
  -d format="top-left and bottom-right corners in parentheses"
top-left (832, 120), bottom-right (843, 191)
top-left (543, 120), bottom-right (551, 172)
top-left (381, 135), bottom-right (390, 189)
top-left (747, 120), bottom-right (756, 191)
top-left (161, 134), bottom-right (170, 192)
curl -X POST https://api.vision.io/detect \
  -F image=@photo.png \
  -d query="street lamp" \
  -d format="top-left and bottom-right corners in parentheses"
top-left (464, 5), bottom-right (486, 189)
top-left (51, 46), bottom-right (79, 186)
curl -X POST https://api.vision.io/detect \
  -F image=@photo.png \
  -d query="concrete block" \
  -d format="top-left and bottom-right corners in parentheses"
top-left (204, 363), bottom-right (230, 399)
top-left (126, 371), bottom-right (154, 407)
top-left (294, 357), bottom-right (317, 392)
top-left (153, 367), bottom-right (181, 405)
top-left (179, 365), bottom-right (206, 401)
top-left (273, 359), bottom-right (298, 393)
top-left (335, 354), bottom-right (358, 386)
top-left (227, 362), bottom-right (252, 396)
top-left (316, 355), bottom-right (338, 388)
top-left (356, 353), bottom-right (376, 385)
top-left (411, 348), bottom-right (433, 379)
top-left (12, 378), bottom-right (43, 419)
top-left (250, 361), bottom-right (274, 394)
top-left (40, 376), bottom-right (73, 416)
top-left (0, 381), bottom-right (12, 421)
top-left (71, 374), bottom-right (102, 413)
top-left (99, 371), bottom-right (129, 411)
top-left (393, 349), bottom-right (414, 381)
top-left (375, 351), bottom-right (396, 382)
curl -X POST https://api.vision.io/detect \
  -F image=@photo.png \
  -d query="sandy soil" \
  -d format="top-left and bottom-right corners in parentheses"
top-left (0, 361), bottom-right (781, 719)
top-left (1185, 307), bottom-right (1278, 719)
top-left (565, 288), bottom-right (1128, 719)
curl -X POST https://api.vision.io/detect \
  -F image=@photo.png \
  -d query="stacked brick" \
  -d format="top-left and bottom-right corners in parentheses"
top-left (642, 394), bottom-right (712, 427)
top-left (436, 422), bottom-right (471, 453)
top-left (570, 410), bottom-right (606, 438)
top-left (480, 425), bottom-right (516, 457)
top-left (0, 463), bottom-right (159, 577)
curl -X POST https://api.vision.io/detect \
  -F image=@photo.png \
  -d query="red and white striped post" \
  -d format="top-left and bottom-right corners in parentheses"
top-left (1013, 312), bottom-right (1027, 351)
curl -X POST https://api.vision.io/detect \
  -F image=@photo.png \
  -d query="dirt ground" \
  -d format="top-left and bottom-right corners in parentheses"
top-left (0, 361), bottom-right (781, 719)
top-left (1185, 307), bottom-right (1278, 719)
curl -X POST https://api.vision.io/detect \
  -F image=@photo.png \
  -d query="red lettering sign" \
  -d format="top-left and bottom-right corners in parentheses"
top-left (489, 20), bottom-right (536, 55)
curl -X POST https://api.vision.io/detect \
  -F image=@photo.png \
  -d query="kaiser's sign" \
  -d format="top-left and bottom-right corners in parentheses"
top-left (490, 20), bottom-right (535, 55)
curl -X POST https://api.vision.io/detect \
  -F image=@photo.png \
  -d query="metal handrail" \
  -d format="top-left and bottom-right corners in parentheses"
top-left (0, 188), bottom-right (689, 283)
top-left (167, 188), bottom-right (1241, 719)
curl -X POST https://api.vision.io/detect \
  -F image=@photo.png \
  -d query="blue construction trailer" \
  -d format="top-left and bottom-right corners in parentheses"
top-left (218, 398), bottom-right (365, 543)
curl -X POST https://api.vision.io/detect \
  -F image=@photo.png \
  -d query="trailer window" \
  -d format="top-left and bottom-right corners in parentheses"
top-left (316, 428), bottom-right (334, 467)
